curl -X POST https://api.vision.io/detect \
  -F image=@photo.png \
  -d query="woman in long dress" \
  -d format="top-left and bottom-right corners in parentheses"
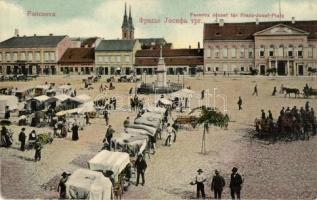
top-left (71, 124), bottom-right (79, 141)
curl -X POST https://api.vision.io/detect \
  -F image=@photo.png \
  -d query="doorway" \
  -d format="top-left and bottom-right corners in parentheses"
top-left (260, 65), bottom-right (265, 75)
top-left (277, 61), bottom-right (286, 76)
top-left (298, 65), bottom-right (304, 76)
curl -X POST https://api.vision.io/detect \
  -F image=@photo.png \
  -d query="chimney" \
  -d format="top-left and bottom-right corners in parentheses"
top-left (14, 28), bottom-right (19, 37)
top-left (34, 34), bottom-right (37, 36)
top-left (292, 17), bottom-right (295, 24)
top-left (198, 42), bottom-right (200, 49)
top-left (189, 45), bottom-right (191, 49)
top-left (49, 33), bottom-right (53, 36)
top-left (219, 19), bottom-right (224, 27)
top-left (256, 18), bottom-right (259, 25)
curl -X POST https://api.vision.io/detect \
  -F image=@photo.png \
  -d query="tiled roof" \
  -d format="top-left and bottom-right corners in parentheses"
top-left (95, 39), bottom-right (135, 51)
top-left (135, 57), bottom-right (203, 66)
top-left (58, 48), bottom-right (94, 64)
top-left (81, 37), bottom-right (98, 47)
top-left (135, 48), bottom-right (203, 57)
top-left (0, 35), bottom-right (67, 48)
top-left (204, 20), bottom-right (317, 40)
top-left (135, 48), bottom-right (203, 66)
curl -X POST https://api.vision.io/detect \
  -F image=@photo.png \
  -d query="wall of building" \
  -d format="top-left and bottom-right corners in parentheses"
top-left (204, 40), bottom-right (255, 74)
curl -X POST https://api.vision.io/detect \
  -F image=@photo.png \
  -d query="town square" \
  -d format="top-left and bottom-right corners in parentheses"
top-left (0, 0), bottom-right (316, 199)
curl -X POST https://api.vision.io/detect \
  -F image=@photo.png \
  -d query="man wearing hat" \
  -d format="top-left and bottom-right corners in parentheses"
top-left (229, 167), bottom-right (243, 199)
top-left (105, 125), bottom-right (115, 150)
top-left (135, 154), bottom-right (147, 186)
top-left (18, 128), bottom-right (26, 151)
top-left (211, 169), bottom-right (225, 199)
top-left (57, 172), bottom-right (70, 199)
top-left (195, 169), bottom-right (206, 198)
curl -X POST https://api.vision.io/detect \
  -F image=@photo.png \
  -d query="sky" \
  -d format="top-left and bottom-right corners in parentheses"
top-left (0, 0), bottom-right (316, 48)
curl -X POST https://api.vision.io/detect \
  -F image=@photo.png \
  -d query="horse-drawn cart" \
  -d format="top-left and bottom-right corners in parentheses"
top-left (303, 87), bottom-right (317, 98)
top-left (175, 115), bottom-right (198, 128)
top-left (88, 150), bottom-right (132, 199)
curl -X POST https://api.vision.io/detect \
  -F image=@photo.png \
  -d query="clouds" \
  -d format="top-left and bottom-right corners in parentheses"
top-left (0, 0), bottom-right (316, 48)
top-left (0, 0), bottom-right (27, 39)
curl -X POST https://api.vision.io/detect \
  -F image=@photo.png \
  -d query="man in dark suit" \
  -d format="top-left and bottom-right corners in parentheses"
top-left (230, 167), bottom-right (243, 199)
top-left (135, 154), bottom-right (147, 186)
top-left (211, 169), bottom-right (225, 199)
top-left (18, 128), bottom-right (26, 151)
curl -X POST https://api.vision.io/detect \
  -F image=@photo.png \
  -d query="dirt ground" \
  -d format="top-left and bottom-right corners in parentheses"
top-left (0, 74), bottom-right (316, 199)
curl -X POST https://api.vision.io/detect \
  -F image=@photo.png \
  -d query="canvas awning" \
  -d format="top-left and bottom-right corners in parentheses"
top-left (72, 94), bottom-right (92, 103)
top-left (55, 108), bottom-right (79, 116)
top-left (127, 123), bottom-right (157, 137)
top-left (158, 98), bottom-right (172, 105)
top-left (53, 94), bottom-right (71, 102)
top-left (88, 150), bottom-right (130, 181)
top-left (78, 101), bottom-right (96, 113)
top-left (31, 95), bottom-right (50, 103)
top-left (66, 168), bottom-right (113, 200)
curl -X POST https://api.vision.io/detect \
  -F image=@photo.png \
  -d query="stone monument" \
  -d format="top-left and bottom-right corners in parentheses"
top-left (156, 45), bottom-right (167, 87)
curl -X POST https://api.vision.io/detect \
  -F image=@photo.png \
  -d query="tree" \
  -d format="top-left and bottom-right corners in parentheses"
top-left (190, 106), bottom-right (229, 154)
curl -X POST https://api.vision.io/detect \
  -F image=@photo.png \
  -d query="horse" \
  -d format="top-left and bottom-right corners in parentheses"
top-left (282, 87), bottom-right (300, 98)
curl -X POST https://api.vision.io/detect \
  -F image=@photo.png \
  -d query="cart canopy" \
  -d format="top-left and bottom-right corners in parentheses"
top-left (66, 168), bottom-right (113, 200)
top-left (88, 150), bottom-right (130, 181)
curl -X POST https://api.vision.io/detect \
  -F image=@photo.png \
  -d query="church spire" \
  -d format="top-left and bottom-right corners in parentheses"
top-left (121, 3), bottom-right (128, 28)
top-left (128, 5), bottom-right (134, 30)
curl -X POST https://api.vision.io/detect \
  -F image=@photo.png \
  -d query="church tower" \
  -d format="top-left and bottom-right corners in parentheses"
top-left (128, 5), bottom-right (134, 40)
top-left (121, 3), bottom-right (130, 39)
top-left (121, 3), bottom-right (134, 40)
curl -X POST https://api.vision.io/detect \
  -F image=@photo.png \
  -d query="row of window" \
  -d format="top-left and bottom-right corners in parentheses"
top-left (258, 46), bottom-right (313, 58)
top-left (206, 64), bottom-right (252, 72)
top-left (97, 55), bottom-right (130, 63)
top-left (205, 48), bottom-right (254, 59)
top-left (206, 46), bottom-right (315, 59)
top-left (0, 52), bottom-right (56, 62)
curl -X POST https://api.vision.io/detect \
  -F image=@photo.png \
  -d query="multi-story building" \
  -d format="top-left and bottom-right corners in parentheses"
top-left (0, 34), bottom-right (72, 75)
top-left (95, 39), bottom-right (141, 75)
top-left (58, 48), bottom-right (95, 75)
top-left (204, 19), bottom-right (317, 76)
top-left (135, 46), bottom-right (204, 75)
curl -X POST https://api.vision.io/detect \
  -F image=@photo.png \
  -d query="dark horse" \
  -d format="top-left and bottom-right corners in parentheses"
top-left (282, 87), bottom-right (300, 98)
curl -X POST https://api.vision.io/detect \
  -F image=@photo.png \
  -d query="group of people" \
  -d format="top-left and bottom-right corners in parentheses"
top-left (94, 97), bottom-right (117, 110)
top-left (193, 167), bottom-right (243, 199)
top-left (0, 126), bottom-right (43, 162)
top-left (130, 95), bottom-right (144, 112)
top-left (257, 101), bottom-right (316, 136)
